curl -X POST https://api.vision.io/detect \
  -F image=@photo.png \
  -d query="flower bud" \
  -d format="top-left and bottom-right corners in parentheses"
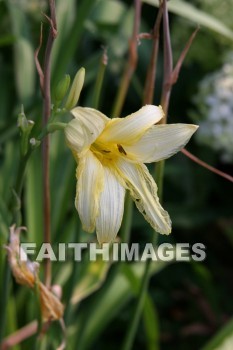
top-left (17, 107), bottom-right (35, 156)
top-left (17, 109), bottom-right (28, 133)
top-left (54, 74), bottom-right (70, 102)
top-left (65, 67), bottom-right (85, 110)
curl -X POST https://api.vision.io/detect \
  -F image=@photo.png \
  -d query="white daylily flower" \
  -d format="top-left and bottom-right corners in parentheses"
top-left (65, 105), bottom-right (198, 244)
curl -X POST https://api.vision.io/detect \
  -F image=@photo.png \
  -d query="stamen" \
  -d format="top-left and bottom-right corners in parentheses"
top-left (117, 144), bottom-right (127, 155)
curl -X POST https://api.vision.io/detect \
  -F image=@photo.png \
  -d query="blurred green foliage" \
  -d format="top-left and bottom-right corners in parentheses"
top-left (0, 0), bottom-right (233, 349)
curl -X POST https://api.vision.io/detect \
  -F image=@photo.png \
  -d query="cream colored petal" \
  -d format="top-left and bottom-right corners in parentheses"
top-left (116, 159), bottom-right (171, 234)
top-left (96, 167), bottom-right (125, 244)
top-left (76, 151), bottom-right (104, 232)
top-left (99, 105), bottom-right (163, 144)
top-left (124, 124), bottom-right (198, 163)
top-left (65, 118), bottom-right (84, 154)
top-left (66, 107), bottom-right (109, 154)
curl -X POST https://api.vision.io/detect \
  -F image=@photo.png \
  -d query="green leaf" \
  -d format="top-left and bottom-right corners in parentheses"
top-left (5, 297), bottom-right (21, 350)
top-left (24, 149), bottom-right (43, 246)
top-left (89, 0), bottom-right (126, 25)
top-left (14, 38), bottom-right (35, 103)
top-left (75, 261), bottom-right (166, 350)
top-left (51, 0), bottom-right (76, 77)
top-left (0, 34), bottom-right (15, 47)
top-left (202, 318), bottom-right (233, 350)
top-left (52, 0), bottom-right (94, 83)
top-left (49, 131), bottom-right (76, 237)
top-left (0, 197), bottom-right (10, 242)
top-left (122, 264), bottom-right (160, 350)
top-left (143, 0), bottom-right (233, 42)
top-left (71, 255), bottom-right (111, 304)
top-left (143, 296), bottom-right (160, 350)
top-left (7, 2), bottom-right (36, 103)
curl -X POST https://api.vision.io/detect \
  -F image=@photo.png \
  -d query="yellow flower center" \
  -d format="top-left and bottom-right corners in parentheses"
top-left (91, 138), bottom-right (127, 165)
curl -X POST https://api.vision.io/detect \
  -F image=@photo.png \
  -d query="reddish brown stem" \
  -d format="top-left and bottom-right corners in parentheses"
top-left (160, 0), bottom-right (173, 120)
top-left (138, 32), bottom-right (153, 40)
top-left (182, 149), bottom-right (233, 183)
top-left (160, 1), bottom-right (198, 121)
top-left (171, 27), bottom-right (199, 85)
top-left (142, 3), bottom-right (233, 271)
top-left (1, 321), bottom-right (38, 350)
top-left (161, 1), bottom-right (232, 182)
top-left (143, 5), bottom-right (163, 105)
top-left (112, 0), bottom-right (142, 117)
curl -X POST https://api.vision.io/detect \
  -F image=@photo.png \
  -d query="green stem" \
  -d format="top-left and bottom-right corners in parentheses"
top-left (15, 153), bottom-right (31, 202)
top-left (0, 257), bottom-right (11, 344)
top-left (35, 278), bottom-right (43, 335)
top-left (64, 260), bottom-right (79, 326)
top-left (37, 122), bottom-right (66, 142)
top-left (35, 335), bottom-right (48, 350)
top-left (0, 153), bottom-right (30, 345)
top-left (64, 219), bottom-right (82, 325)
top-left (111, 65), bottom-right (133, 118)
top-left (122, 162), bottom-right (164, 350)
top-left (122, 260), bottom-right (150, 350)
top-left (155, 160), bottom-right (165, 200)
top-left (0, 149), bottom-right (32, 345)
top-left (92, 51), bottom-right (107, 109)
top-left (0, 121), bottom-right (65, 345)
top-left (120, 191), bottom-right (133, 244)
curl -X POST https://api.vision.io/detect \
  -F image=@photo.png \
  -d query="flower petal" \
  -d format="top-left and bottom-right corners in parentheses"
top-left (96, 167), bottom-right (125, 244)
top-left (76, 151), bottom-right (104, 232)
top-left (65, 107), bottom-right (109, 154)
top-left (99, 105), bottom-right (163, 144)
top-left (65, 118), bottom-right (84, 154)
top-left (123, 124), bottom-right (198, 163)
top-left (116, 159), bottom-right (171, 234)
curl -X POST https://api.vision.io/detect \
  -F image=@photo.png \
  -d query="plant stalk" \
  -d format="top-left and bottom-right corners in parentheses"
top-left (92, 49), bottom-right (108, 109)
top-left (41, 0), bottom-right (57, 288)
top-left (111, 0), bottom-right (141, 118)
top-left (122, 2), bottom-right (168, 349)
top-left (120, 191), bottom-right (133, 244)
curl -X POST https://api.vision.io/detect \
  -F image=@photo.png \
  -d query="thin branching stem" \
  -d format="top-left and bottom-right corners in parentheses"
top-left (122, 3), bottom-right (164, 350)
top-left (181, 149), bottom-right (233, 183)
top-left (1, 321), bottom-right (38, 350)
top-left (160, 0), bottom-right (173, 121)
top-left (143, 6), bottom-right (163, 105)
top-left (123, 1), bottom-right (200, 348)
top-left (112, 0), bottom-right (142, 118)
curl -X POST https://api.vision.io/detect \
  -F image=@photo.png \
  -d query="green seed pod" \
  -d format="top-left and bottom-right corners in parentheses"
top-left (65, 67), bottom-right (85, 110)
